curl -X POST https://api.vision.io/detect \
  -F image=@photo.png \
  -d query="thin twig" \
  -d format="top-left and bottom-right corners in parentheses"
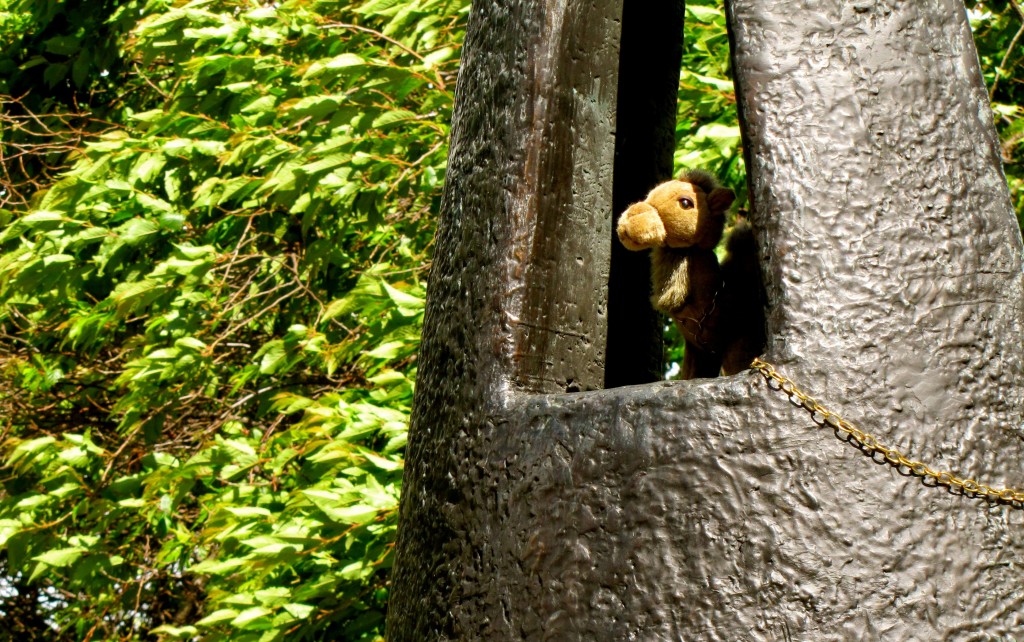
top-left (1010, 0), bottom-right (1024, 21)
top-left (992, 2), bottom-right (1024, 99)
top-left (318, 21), bottom-right (447, 91)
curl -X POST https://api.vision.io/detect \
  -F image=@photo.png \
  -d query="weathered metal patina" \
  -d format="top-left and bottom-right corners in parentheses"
top-left (389, 1), bottom-right (1024, 639)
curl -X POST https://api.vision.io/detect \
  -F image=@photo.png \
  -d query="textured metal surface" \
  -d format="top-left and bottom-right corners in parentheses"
top-left (389, 0), bottom-right (1024, 639)
top-left (510, 0), bottom-right (620, 394)
top-left (388, 0), bottom-right (625, 635)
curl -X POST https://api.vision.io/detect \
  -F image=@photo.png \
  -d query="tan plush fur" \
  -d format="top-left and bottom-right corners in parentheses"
top-left (616, 169), bottom-right (765, 378)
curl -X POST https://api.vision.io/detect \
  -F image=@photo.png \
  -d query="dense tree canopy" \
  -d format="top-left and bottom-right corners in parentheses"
top-left (0, 0), bottom-right (466, 639)
top-left (0, 0), bottom-right (1020, 640)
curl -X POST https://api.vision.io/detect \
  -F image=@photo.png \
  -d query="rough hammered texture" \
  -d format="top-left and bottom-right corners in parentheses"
top-left (388, 0), bottom-right (1024, 639)
top-left (388, 0), bottom-right (626, 636)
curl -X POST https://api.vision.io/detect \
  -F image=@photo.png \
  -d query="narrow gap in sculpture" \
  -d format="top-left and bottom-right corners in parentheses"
top-left (662, 1), bottom-right (758, 380)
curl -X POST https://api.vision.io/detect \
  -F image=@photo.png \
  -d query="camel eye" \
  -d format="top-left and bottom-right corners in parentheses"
top-left (679, 197), bottom-right (694, 209)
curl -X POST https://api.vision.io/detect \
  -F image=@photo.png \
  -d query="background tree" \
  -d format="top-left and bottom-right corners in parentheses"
top-left (0, 0), bottom-right (468, 639)
top-left (0, 0), bottom-right (141, 209)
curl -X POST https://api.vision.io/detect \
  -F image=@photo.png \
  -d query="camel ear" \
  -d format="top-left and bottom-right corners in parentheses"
top-left (708, 187), bottom-right (735, 213)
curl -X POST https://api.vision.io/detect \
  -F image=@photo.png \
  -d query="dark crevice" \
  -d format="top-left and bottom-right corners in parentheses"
top-left (605, 0), bottom-right (686, 388)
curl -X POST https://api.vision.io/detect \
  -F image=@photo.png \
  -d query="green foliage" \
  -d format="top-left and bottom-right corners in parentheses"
top-left (675, 1), bottom-right (744, 206)
top-left (0, 0), bottom-right (138, 95)
top-left (969, 1), bottom-right (1024, 228)
top-left (0, 0), bottom-right (147, 209)
top-left (0, 0), bottom-right (468, 639)
top-left (666, 0), bottom-right (739, 377)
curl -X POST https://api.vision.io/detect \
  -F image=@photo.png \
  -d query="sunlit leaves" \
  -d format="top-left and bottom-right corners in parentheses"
top-left (665, 0), bottom-right (744, 376)
top-left (0, 0), bottom-right (466, 639)
top-left (675, 0), bottom-right (744, 204)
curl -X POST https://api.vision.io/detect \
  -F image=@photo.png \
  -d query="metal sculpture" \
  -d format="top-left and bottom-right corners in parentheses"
top-left (388, 0), bottom-right (1024, 638)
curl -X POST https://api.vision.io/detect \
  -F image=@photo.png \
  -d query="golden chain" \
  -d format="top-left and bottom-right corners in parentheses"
top-left (751, 358), bottom-right (1024, 506)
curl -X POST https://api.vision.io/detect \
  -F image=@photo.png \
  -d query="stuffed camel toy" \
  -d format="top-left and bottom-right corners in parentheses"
top-left (616, 169), bottom-right (765, 379)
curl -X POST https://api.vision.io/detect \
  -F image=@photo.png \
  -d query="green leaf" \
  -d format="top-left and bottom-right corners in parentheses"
top-left (364, 341), bottom-right (405, 360)
top-left (231, 606), bottom-right (273, 628)
top-left (372, 109), bottom-right (417, 128)
top-left (193, 558), bottom-right (248, 575)
top-left (304, 53), bottom-right (365, 79)
top-left (149, 625), bottom-right (199, 638)
top-left (196, 609), bottom-right (240, 626)
top-left (34, 546), bottom-right (87, 568)
top-left (686, 4), bottom-right (724, 22)
top-left (241, 95), bottom-right (277, 114)
top-left (359, 448), bottom-right (401, 471)
top-left (422, 47), bottom-right (454, 67)
top-left (20, 211), bottom-right (65, 226)
top-left (175, 337), bottom-right (207, 351)
top-left (0, 520), bottom-right (21, 548)
top-left (224, 506), bottom-right (272, 518)
top-left (259, 341), bottom-right (287, 374)
top-left (117, 217), bottom-right (161, 244)
top-left (382, 281), bottom-right (424, 312)
top-left (10, 436), bottom-right (56, 462)
top-left (356, 0), bottom-right (404, 14)
top-left (283, 603), bottom-right (316, 619)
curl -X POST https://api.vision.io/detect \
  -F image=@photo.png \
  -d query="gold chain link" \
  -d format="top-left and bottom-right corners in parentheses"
top-left (751, 358), bottom-right (1024, 506)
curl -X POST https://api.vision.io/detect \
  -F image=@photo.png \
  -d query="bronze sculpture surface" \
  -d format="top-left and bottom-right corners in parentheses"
top-left (389, 1), bottom-right (1024, 639)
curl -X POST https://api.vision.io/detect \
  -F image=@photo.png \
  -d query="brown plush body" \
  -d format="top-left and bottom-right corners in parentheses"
top-left (616, 169), bottom-right (765, 378)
